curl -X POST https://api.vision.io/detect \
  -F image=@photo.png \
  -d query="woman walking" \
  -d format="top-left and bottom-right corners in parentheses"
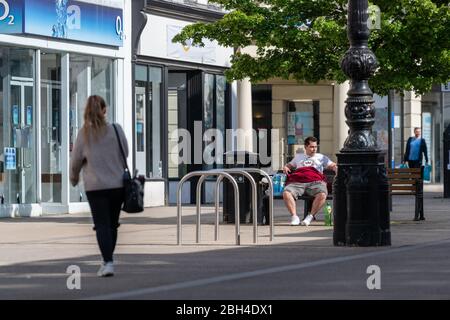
top-left (70, 95), bottom-right (128, 277)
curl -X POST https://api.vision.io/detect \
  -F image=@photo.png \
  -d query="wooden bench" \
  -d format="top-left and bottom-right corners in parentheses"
top-left (387, 167), bottom-right (424, 221)
top-left (274, 170), bottom-right (335, 219)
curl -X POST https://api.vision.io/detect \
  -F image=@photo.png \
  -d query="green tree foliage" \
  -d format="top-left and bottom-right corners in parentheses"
top-left (173, 0), bottom-right (450, 95)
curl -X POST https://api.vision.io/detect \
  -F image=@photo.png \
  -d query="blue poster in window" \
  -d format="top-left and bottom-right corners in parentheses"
top-left (4, 147), bottom-right (16, 170)
top-left (287, 136), bottom-right (296, 145)
top-left (295, 112), bottom-right (314, 137)
top-left (137, 122), bottom-right (143, 134)
top-left (26, 105), bottom-right (32, 126)
top-left (12, 105), bottom-right (19, 125)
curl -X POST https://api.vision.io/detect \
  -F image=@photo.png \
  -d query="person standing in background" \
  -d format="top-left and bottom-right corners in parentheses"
top-left (70, 95), bottom-right (128, 277)
top-left (403, 127), bottom-right (428, 168)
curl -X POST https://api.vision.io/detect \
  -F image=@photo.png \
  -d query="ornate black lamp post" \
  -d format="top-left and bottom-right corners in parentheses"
top-left (333, 0), bottom-right (391, 246)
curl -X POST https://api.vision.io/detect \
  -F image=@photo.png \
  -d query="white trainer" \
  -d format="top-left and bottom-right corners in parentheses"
top-left (290, 215), bottom-right (300, 226)
top-left (97, 261), bottom-right (114, 277)
top-left (301, 214), bottom-right (314, 226)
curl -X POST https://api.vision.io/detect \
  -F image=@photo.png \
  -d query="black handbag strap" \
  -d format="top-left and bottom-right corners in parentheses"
top-left (112, 123), bottom-right (129, 173)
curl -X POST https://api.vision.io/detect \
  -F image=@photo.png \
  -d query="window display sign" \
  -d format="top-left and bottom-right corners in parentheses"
top-left (26, 105), bottom-right (32, 126)
top-left (12, 104), bottom-right (19, 126)
top-left (422, 112), bottom-right (432, 164)
top-left (287, 111), bottom-right (314, 145)
top-left (4, 147), bottom-right (16, 170)
top-left (0, 0), bottom-right (123, 47)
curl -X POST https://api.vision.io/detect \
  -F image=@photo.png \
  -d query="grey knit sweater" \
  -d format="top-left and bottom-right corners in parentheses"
top-left (70, 123), bottom-right (129, 191)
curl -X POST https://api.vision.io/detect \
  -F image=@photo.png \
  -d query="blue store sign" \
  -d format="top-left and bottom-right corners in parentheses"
top-left (4, 147), bottom-right (16, 170)
top-left (0, 0), bottom-right (123, 47)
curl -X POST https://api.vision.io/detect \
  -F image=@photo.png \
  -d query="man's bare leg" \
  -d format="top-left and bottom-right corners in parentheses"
top-left (301, 192), bottom-right (328, 226)
top-left (310, 192), bottom-right (327, 217)
top-left (283, 191), bottom-right (297, 216)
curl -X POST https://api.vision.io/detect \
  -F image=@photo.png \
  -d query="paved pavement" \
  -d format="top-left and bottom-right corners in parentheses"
top-left (0, 184), bottom-right (449, 300)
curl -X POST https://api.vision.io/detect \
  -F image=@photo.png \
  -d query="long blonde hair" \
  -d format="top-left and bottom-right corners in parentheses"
top-left (83, 95), bottom-right (107, 142)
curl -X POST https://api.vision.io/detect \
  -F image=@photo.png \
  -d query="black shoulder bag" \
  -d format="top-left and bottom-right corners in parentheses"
top-left (113, 124), bottom-right (145, 213)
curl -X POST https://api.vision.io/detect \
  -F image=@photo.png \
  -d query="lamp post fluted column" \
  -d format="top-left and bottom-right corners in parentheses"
top-left (333, 0), bottom-right (391, 246)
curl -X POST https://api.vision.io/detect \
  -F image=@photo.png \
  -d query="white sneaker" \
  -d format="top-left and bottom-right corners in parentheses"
top-left (301, 214), bottom-right (314, 226)
top-left (290, 215), bottom-right (300, 226)
top-left (97, 262), bottom-right (114, 277)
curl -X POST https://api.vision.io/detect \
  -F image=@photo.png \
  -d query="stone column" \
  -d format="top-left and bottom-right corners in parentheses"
top-left (403, 91), bottom-right (422, 142)
top-left (333, 81), bottom-right (350, 156)
top-left (237, 77), bottom-right (254, 152)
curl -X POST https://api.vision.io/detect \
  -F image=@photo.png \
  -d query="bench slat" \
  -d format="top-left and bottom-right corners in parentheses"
top-left (390, 192), bottom-right (416, 195)
top-left (387, 168), bottom-right (421, 173)
top-left (387, 173), bottom-right (422, 179)
top-left (389, 186), bottom-right (416, 191)
top-left (388, 180), bottom-right (416, 185)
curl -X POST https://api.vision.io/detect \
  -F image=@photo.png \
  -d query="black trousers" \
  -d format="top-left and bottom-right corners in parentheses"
top-left (407, 160), bottom-right (421, 168)
top-left (86, 188), bottom-right (124, 263)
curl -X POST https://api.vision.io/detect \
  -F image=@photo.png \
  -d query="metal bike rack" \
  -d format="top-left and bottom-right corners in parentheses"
top-left (177, 171), bottom-right (240, 245)
top-left (177, 167), bottom-right (275, 245)
top-left (219, 168), bottom-right (274, 242)
top-left (197, 169), bottom-right (258, 243)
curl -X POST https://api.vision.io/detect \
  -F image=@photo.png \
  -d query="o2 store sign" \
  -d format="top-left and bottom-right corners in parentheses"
top-left (0, 1), bottom-right (13, 25)
top-left (0, 0), bottom-right (123, 47)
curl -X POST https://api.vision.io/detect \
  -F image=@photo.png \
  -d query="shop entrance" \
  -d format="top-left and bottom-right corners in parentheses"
top-left (167, 70), bottom-right (228, 204)
top-left (6, 77), bottom-right (36, 204)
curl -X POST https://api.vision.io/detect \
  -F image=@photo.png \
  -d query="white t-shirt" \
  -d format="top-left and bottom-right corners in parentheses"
top-left (289, 153), bottom-right (332, 173)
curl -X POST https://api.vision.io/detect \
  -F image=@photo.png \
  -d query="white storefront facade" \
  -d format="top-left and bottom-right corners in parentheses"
top-left (0, 0), bottom-right (132, 217)
top-left (132, 0), bottom-right (235, 205)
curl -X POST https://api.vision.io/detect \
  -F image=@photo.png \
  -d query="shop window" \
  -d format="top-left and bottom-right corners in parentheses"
top-left (40, 52), bottom-right (62, 203)
top-left (286, 101), bottom-right (319, 160)
top-left (166, 71), bottom-right (228, 180)
top-left (0, 47), bottom-right (37, 204)
top-left (422, 89), bottom-right (444, 183)
top-left (134, 65), bottom-right (163, 179)
top-left (391, 91), bottom-right (404, 168)
top-left (69, 54), bottom-right (116, 202)
top-left (168, 72), bottom-right (188, 179)
top-left (252, 85), bottom-right (272, 166)
top-left (203, 73), bottom-right (227, 170)
top-left (373, 94), bottom-right (389, 167)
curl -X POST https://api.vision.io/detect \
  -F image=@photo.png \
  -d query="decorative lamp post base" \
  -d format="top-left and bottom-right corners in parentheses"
top-left (333, 151), bottom-right (391, 246)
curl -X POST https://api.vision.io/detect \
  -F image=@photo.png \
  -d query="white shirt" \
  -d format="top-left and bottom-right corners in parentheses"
top-left (289, 153), bottom-right (332, 173)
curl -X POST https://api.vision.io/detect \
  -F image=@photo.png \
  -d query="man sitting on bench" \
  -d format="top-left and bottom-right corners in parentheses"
top-left (282, 136), bottom-right (337, 226)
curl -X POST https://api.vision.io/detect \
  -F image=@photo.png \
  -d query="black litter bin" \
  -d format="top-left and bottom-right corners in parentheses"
top-left (222, 151), bottom-right (269, 225)
top-left (444, 125), bottom-right (450, 198)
